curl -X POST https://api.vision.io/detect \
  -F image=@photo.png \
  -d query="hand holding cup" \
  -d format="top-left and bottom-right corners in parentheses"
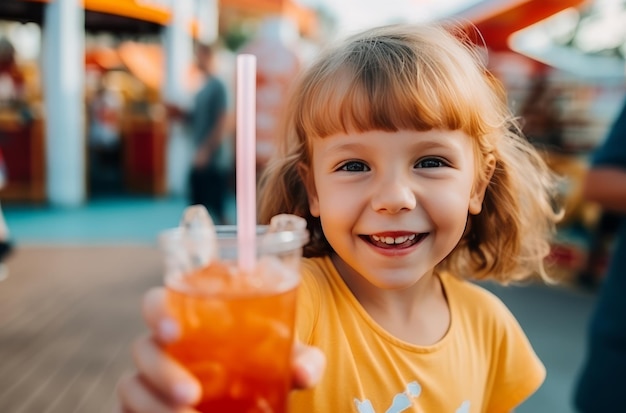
top-left (115, 287), bottom-right (326, 412)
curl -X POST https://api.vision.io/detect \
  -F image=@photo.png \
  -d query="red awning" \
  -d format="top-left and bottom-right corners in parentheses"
top-left (453, 0), bottom-right (589, 51)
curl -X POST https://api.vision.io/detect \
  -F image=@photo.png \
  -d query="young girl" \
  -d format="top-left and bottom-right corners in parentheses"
top-left (117, 23), bottom-right (561, 412)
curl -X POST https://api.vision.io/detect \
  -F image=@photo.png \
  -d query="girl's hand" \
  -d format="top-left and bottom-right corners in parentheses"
top-left (115, 287), bottom-right (326, 412)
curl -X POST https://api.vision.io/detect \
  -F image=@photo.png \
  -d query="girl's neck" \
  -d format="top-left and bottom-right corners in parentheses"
top-left (331, 253), bottom-right (450, 346)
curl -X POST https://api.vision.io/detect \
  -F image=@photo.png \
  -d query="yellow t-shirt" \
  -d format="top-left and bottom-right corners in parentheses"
top-left (289, 256), bottom-right (545, 413)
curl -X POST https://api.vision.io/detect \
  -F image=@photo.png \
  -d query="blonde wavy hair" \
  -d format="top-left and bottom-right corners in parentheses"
top-left (258, 23), bottom-right (562, 284)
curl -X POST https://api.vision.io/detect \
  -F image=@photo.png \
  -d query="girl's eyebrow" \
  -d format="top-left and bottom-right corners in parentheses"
top-left (325, 136), bottom-right (465, 153)
top-left (323, 141), bottom-right (369, 152)
top-left (413, 139), bottom-right (464, 152)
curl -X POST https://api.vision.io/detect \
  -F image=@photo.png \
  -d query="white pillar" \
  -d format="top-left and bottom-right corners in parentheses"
top-left (163, 0), bottom-right (194, 197)
top-left (43, 0), bottom-right (85, 207)
top-left (196, 0), bottom-right (219, 45)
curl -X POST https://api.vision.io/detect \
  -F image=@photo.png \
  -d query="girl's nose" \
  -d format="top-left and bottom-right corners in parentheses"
top-left (370, 176), bottom-right (417, 214)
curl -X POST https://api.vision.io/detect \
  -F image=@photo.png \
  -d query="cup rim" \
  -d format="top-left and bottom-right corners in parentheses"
top-left (159, 225), bottom-right (310, 256)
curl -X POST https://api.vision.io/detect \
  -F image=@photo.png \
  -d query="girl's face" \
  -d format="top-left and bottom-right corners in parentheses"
top-left (304, 129), bottom-right (488, 290)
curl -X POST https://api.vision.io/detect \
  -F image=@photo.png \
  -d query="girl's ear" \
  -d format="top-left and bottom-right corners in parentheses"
top-left (469, 154), bottom-right (496, 215)
top-left (297, 163), bottom-right (320, 217)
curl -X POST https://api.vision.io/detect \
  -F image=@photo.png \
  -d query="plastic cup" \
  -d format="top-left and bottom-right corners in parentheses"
top-left (158, 225), bottom-right (308, 413)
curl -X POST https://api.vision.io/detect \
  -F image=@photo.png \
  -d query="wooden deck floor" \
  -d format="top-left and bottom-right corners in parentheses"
top-left (0, 245), bottom-right (162, 413)
top-left (0, 241), bottom-right (598, 413)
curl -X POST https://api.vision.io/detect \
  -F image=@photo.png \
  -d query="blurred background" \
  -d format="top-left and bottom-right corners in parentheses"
top-left (0, 0), bottom-right (624, 412)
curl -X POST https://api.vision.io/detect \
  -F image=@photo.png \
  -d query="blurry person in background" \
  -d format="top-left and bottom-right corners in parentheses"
top-left (0, 36), bottom-right (31, 125)
top-left (166, 43), bottom-right (230, 224)
top-left (573, 96), bottom-right (626, 413)
top-left (0, 37), bottom-right (22, 280)
top-left (0, 37), bottom-right (24, 105)
top-left (87, 73), bottom-right (124, 194)
top-left (0, 147), bottom-right (12, 281)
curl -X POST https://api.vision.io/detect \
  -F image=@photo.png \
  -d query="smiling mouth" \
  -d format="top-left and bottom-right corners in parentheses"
top-left (361, 233), bottom-right (428, 249)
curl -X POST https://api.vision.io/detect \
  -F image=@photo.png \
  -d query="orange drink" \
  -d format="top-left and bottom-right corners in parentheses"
top-left (160, 225), bottom-right (306, 413)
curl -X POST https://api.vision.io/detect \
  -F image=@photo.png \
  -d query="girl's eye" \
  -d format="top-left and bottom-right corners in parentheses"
top-left (415, 158), bottom-right (447, 168)
top-left (339, 161), bottom-right (369, 172)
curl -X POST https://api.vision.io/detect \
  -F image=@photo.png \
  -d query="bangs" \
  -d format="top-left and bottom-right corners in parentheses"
top-left (293, 27), bottom-right (495, 140)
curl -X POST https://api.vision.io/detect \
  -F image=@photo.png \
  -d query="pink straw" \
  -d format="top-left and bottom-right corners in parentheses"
top-left (236, 54), bottom-right (257, 273)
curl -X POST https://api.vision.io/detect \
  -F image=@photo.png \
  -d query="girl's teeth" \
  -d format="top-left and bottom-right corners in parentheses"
top-left (371, 234), bottom-right (417, 244)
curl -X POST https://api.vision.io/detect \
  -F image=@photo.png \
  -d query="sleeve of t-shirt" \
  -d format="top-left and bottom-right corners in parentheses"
top-left (485, 301), bottom-right (546, 413)
top-left (593, 98), bottom-right (626, 167)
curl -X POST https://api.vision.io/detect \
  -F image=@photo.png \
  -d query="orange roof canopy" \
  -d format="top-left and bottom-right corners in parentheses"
top-left (220, 0), bottom-right (317, 35)
top-left (26, 0), bottom-right (170, 25)
top-left (26, 0), bottom-right (315, 36)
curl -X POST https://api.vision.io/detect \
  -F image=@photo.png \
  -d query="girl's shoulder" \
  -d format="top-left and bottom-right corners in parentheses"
top-left (442, 272), bottom-right (504, 302)
top-left (299, 256), bottom-right (334, 293)
top-left (441, 273), bottom-right (519, 326)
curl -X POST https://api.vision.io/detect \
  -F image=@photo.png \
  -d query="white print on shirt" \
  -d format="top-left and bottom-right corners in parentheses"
top-left (354, 381), bottom-right (470, 413)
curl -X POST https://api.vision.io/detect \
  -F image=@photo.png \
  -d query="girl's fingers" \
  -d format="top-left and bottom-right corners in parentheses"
top-left (291, 342), bottom-right (326, 389)
top-left (131, 334), bottom-right (202, 406)
top-left (116, 371), bottom-right (199, 413)
top-left (141, 287), bottom-right (179, 343)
